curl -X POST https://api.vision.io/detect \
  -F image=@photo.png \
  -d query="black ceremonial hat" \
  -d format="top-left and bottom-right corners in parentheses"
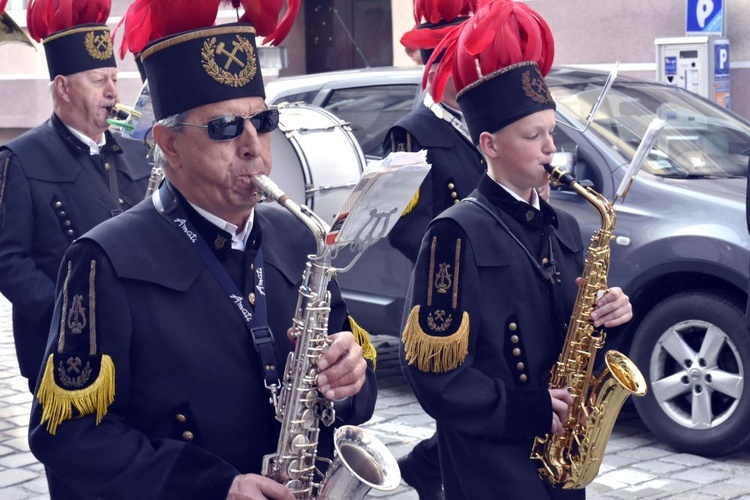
top-left (42, 24), bottom-right (116, 80)
top-left (457, 61), bottom-right (556, 145)
top-left (140, 22), bottom-right (265, 120)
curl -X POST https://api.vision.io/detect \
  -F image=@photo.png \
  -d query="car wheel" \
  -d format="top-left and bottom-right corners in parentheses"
top-left (629, 290), bottom-right (750, 456)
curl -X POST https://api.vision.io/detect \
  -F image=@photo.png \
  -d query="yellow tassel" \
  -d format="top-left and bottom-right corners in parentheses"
top-left (402, 306), bottom-right (470, 373)
top-left (348, 315), bottom-right (377, 370)
top-left (36, 354), bottom-right (116, 435)
top-left (401, 189), bottom-right (420, 216)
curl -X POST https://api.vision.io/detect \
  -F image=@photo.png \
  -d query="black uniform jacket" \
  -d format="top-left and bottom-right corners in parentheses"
top-left (401, 174), bottom-right (586, 500)
top-left (0, 114), bottom-right (149, 383)
top-left (28, 191), bottom-right (377, 499)
top-left (383, 101), bottom-right (486, 263)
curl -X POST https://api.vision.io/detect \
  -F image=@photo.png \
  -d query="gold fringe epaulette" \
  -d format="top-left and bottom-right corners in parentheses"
top-left (401, 189), bottom-right (420, 216)
top-left (348, 315), bottom-right (377, 370)
top-left (402, 306), bottom-right (469, 373)
top-left (37, 353), bottom-right (116, 435)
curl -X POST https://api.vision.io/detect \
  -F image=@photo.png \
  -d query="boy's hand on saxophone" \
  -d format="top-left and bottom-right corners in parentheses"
top-left (575, 278), bottom-right (633, 328)
top-left (315, 331), bottom-right (367, 400)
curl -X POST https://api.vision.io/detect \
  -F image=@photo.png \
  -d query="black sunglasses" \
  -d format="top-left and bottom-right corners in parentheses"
top-left (179, 108), bottom-right (280, 141)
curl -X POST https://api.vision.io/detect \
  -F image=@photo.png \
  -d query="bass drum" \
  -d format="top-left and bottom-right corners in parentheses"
top-left (269, 103), bottom-right (365, 224)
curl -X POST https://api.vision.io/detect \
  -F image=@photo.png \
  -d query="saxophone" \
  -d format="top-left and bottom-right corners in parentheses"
top-left (530, 164), bottom-right (648, 489)
top-left (254, 174), bottom-right (400, 499)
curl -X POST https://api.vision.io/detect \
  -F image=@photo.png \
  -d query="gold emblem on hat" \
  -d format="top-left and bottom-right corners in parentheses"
top-left (522, 70), bottom-right (553, 104)
top-left (84, 31), bottom-right (114, 61)
top-left (202, 35), bottom-right (257, 87)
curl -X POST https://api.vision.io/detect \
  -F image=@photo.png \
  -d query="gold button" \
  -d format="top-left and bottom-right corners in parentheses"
top-left (519, 374), bottom-right (528, 383)
top-left (55, 201), bottom-right (62, 208)
top-left (447, 182), bottom-right (455, 190)
top-left (517, 362), bottom-right (525, 371)
top-left (453, 199), bottom-right (460, 204)
top-left (175, 414), bottom-right (186, 423)
top-left (104, 162), bottom-right (111, 171)
top-left (248, 292), bottom-right (256, 305)
top-left (513, 348), bottom-right (521, 357)
top-left (509, 322), bottom-right (517, 331)
top-left (64, 220), bottom-right (72, 227)
top-left (451, 192), bottom-right (458, 199)
top-left (510, 335), bottom-right (519, 344)
top-left (58, 211), bottom-right (66, 217)
top-left (182, 431), bottom-right (194, 441)
top-left (250, 263), bottom-right (254, 271)
top-left (119, 198), bottom-right (124, 204)
top-left (542, 257), bottom-right (549, 265)
top-left (66, 230), bottom-right (74, 236)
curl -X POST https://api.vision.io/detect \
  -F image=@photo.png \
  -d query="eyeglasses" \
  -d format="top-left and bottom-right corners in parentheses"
top-left (179, 108), bottom-right (280, 141)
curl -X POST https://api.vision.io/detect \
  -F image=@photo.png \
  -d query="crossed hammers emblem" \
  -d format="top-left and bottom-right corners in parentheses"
top-left (216, 40), bottom-right (246, 71)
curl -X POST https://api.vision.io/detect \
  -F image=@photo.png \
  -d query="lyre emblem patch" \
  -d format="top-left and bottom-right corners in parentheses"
top-left (84, 31), bottom-right (114, 61)
top-left (67, 294), bottom-right (87, 334)
top-left (435, 263), bottom-right (452, 294)
top-left (201, 35), bottom-right (257, 87)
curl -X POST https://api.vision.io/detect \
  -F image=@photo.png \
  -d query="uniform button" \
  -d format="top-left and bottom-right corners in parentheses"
top-left (104, 162), bottom-right (111, 171)
top-left (453, 199), bottom-right (460, 205)
top-left (517, 362), bottom-right (525, 370)
top-left (58, 211), bottom-right (66, 217)
top-left (509, 322), bottom-right (518, 331)
top-left (248, 292), bottom-right (256, 305)
top-left (250, 263), bottom-right (254, 271)
top-left (175, 414), bottom-right (187, 423)
top-left (519, 374), bottom-right (528, 383)
top-left (510, 335), bottom-right (519, 344)
top-left (513, 348), bottom-right (521, 357)
top-left (542, 257), bottom-right (549, 265)
top-left (64, 220), bottom-right (72, 227)
top-left (526, 210), bottom-right (535, 221)
top-left (450, 192), bottom-right (458, 199)
top-left (447, 183), bottom-right (455, 190)
top-left (55, 201), bottom-right (62, 208)
top-left (182, 431), bottom-right (194, 441)
top-left (66, 230), bottom-right (74, 236)
top-left (119, 198), bottom-right (124, 204)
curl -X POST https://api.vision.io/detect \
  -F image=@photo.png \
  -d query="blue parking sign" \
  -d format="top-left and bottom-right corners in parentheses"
top-left (686, 0), bottom-right (724, 35)
top-left (714, 41), bottom-right (729, 77)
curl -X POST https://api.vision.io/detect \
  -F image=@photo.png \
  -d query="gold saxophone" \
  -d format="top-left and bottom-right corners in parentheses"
top-left (254, 174), bottom-right (400, 499)
top-left (530, 164), bottom-right (648, 489)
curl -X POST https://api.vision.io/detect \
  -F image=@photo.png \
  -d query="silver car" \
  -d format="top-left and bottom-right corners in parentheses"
top-left (265, 66), bottom-right (750, 457)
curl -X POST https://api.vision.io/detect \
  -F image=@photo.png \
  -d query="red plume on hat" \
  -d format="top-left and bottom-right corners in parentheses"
top-left (116, 0), bottom-right (298, 59)
top-left (26, 0), bottom-right (111, 42)
top-left (221, 0), bottom-right (301, 46)
top-left (401, 0), bottom-right (476, 51)
top-left (427, 0), bottom-right (554, 101)
top-left (0, 0), bottom-right (7, 14)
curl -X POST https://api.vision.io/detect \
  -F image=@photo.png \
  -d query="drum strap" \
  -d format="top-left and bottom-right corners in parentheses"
top-left (423, 92), bottom-right (472, 143)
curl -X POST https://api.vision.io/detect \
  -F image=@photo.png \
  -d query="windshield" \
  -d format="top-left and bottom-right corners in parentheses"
top-left (552, 81), bottom-right (750, 178)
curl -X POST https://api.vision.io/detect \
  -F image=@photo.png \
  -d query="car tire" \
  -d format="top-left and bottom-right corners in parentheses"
top-left (629, 290), bottom-right (750, 456)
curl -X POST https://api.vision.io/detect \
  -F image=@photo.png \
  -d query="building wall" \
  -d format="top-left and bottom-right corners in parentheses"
top-left (390, 0), bottom-right (750, 121)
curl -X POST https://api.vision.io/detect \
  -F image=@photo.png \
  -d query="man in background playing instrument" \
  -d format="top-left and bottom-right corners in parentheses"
top-left (27, 2), bottom-right (377, 499)
top-left (0, 0), bottom-right (149, 394)
top-left (399, 1), bottom-right (632, 498)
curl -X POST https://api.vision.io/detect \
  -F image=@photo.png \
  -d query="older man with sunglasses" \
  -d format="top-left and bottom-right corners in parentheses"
top-left (27, 15), bottom-right (378, 500)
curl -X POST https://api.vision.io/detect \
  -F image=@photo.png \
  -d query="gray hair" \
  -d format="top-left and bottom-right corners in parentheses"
top-left (152, 111), bottom-right (190, 170)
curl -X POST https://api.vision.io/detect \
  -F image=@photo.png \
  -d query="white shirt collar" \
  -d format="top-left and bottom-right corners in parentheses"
top-left (65, 124), bottom-right (107, 155)
top-left (188, 202), bottom-right (255, 251)
top-left (486, 171), bottom-right (541, 210)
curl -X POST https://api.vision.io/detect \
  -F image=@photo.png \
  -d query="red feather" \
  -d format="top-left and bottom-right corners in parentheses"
top-left (263, 0), bottom-right (300, 46)
top-left (0, 0), bottom-right (8, 14)
top-left (27, 0), bottom-right (111, 42)
top-left (113, 0), bottom-right (153, 58)
top-left (434, 0), bottom-right (555, 95)
top-left (400, 23), bottom-right (457, 51)
top-left (414, 0), bottom-right (476, 24)
top-left (236, 0), bottom-right (282, 36)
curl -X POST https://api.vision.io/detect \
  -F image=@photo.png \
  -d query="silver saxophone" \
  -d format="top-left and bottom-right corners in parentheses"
top-left (254, 174), bottom-right (400, 499)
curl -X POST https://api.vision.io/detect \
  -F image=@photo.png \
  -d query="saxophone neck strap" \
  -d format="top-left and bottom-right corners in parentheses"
top-left (153, 181), bottom-right (280, 391)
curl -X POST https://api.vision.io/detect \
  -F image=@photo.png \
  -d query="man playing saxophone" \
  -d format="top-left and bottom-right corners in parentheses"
top-left (399, 1), bottom-right (632, 499)
top-left (27, 2), bottom-right (377, 499)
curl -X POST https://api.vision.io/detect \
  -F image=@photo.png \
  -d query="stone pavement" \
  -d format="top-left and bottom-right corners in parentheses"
top-left (1, 293), bottom-right (750, 499)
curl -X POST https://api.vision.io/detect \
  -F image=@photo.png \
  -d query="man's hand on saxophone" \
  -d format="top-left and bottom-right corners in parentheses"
top-left (549, 389), bottom-right (574, 436)
top-left (581, 280), bottom-right (634, 328)
top-left (315, 331), bottom-right (368, 400)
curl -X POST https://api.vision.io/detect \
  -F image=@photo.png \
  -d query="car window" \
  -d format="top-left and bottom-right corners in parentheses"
top-left (321, 84), bottom-right (420, 158)
top-left (272, 90), bottom-right (320, 105)
top-left (553, 82), bottom-right (750, 178)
